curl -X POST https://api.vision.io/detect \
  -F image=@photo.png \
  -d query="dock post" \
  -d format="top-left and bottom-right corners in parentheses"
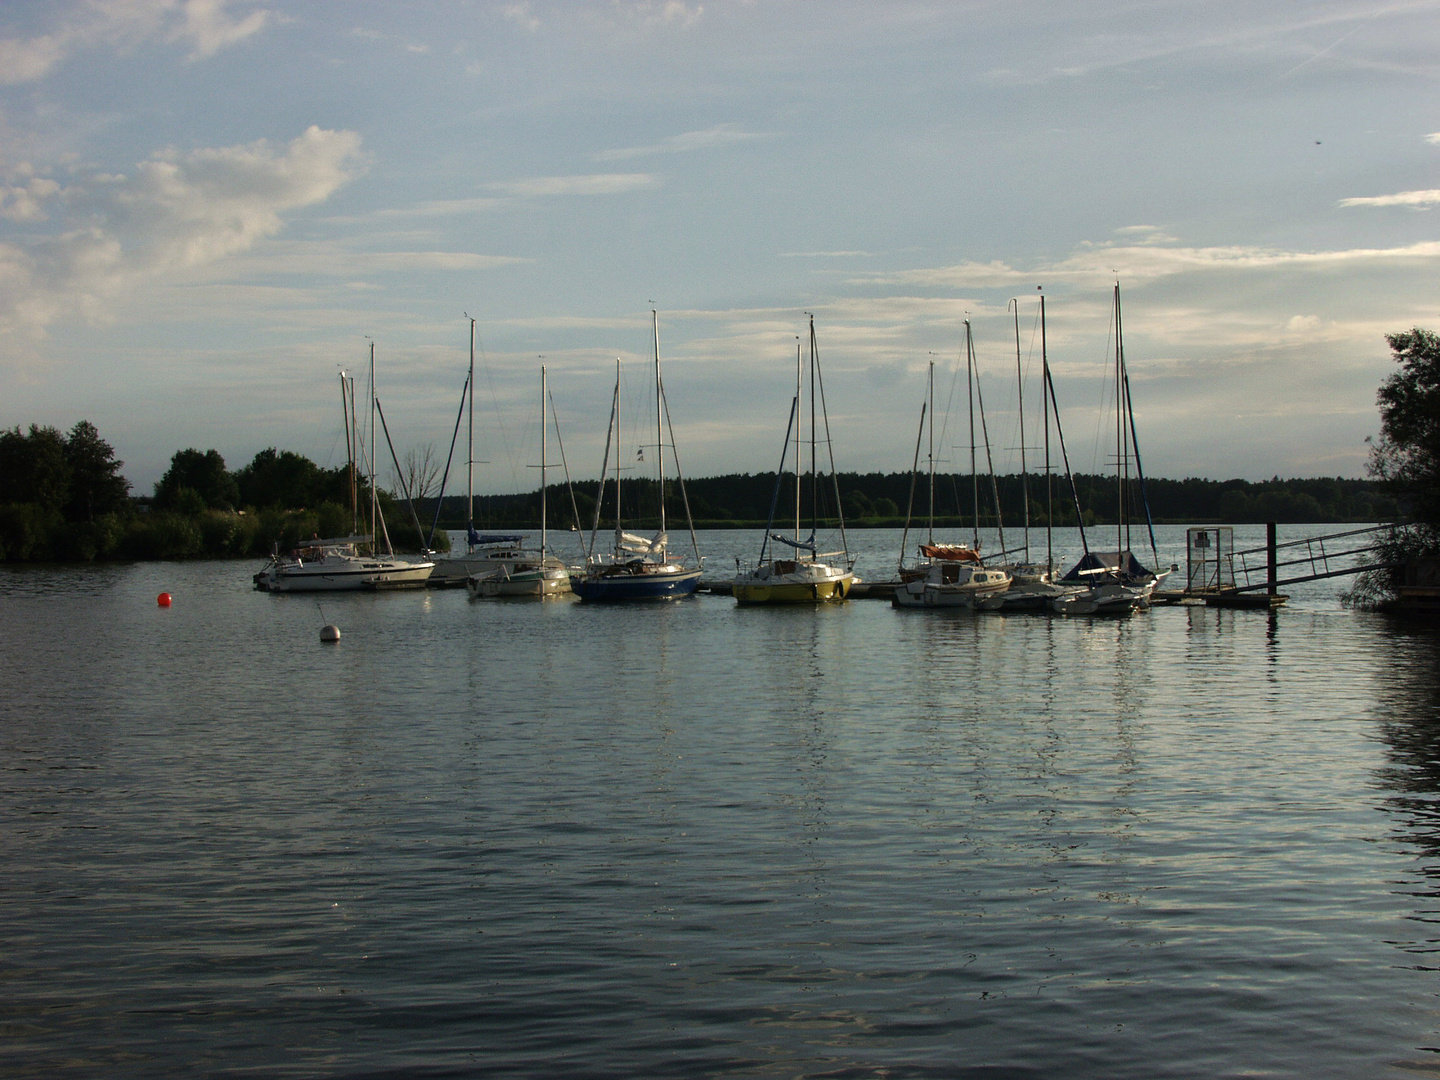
top-left (1267, 522), bottom-right (1277, 596)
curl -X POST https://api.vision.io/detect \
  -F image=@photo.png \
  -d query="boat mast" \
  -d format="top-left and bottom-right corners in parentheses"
top-left (653, 311), bottom-right (666, 544)
top-left (467, 317), bottom-right (475, 545)
top-left (615, 357), bottom-right (623, 551)
top-left (540, 364), bottom-right (548, 557)
top-left (808, 313), bottom-right (818, 547)
top-left (1040, 292), bottom-right (1052, 573)
top-left (794, 334), bottom-right (803, 543)
top-left (1115, 282), bottom-right (1126, 555)
top-left (927, 358), bottom-right (935, 548)
top-left (966, 320), bottom-right (979, 551)
top-left (339, 370), bottom-right (355, 535)
top-left (369, 341), bottom-right (378, 551)
top-left (1012, 297), bottom-right (1029, 560)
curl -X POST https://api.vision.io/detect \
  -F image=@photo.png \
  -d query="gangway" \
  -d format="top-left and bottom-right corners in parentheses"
top-left (1183, 524), bottom-right (1398, 603)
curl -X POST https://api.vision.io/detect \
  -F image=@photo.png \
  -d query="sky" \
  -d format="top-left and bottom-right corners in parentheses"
top-left (2, 0), bottom-right (1439, 496)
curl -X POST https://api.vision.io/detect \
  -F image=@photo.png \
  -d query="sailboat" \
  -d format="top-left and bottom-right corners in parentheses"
top-left (893, 322), bottom-right (1011, 610)
top-left (570, 311), bottom-right (703, 601)
top-left (733, 316), bottom-right (856, 604)
top-left (468, 364), bottom-right (572, 598)
top-left (1051, 283), bottom-right (1173, 615)
top-left (428, 319), bottom-right (531, 587)
top-left (253, 345), bottom-right (434, 592)
top-left (978, 293), bottom-right (1072, 612)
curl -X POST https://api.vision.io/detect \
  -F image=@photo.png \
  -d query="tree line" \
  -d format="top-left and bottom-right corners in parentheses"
top-left (0, 427), bottom-right (431, 562)
top-left (439, 470), bottom-right (1391, 533)
top-left (0, 419), bottom-right (1408, 564)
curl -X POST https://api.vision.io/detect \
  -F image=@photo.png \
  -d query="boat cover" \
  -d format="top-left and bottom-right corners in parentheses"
top-left (770, 532), bottom-right (817, 553)
top-left (469, 529), bottom-right (525, 545)
top-left (1059, 549), bottom-right (1156, 583)
top-left (919, 543), bottom-right (980, 562)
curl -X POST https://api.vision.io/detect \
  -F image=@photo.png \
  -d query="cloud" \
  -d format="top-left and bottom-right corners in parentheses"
top-left (169, 0), bottom-right (269, 61)
top-left (0, 126), bottom-right (362, 340)
top-left (1428, 132), bottom-right (1440, 145)
top-left (594, 123), bottom-right (771, 162)
top-left (487, 173), bottom-right (659, 197)
top-left (0, 178), bottom-right (63, 223)
top-left (0, 0), bottom-right (268, 84)
top-left (503, 1), bottom-right (702, 33)
top-left (856, 239), bottom-right (1440, 289)
top-left (1337, 189), bottom-right (1440, 208)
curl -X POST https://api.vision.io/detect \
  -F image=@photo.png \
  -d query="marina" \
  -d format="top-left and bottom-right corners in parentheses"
top-left (2, 523), bottom-right (1438, 1079)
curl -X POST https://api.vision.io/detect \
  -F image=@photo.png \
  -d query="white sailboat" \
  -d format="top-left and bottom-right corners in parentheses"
top-left (428, 318), bottom-right (531, 587)
top-left (734, 316), bottom-right (855, 604)
top-left (468, 364), bottom-right (572, 598)
top-left (1051, 283), bottom-right (1172, 615)
top-left (980, 293), bottom-right (1071, 612)
top-left (570, 311), bottom-right (702, 601)
top-left (894, 323), bottom-right (1010, 610)
top-left (254, 345), bottom-right (434, 592)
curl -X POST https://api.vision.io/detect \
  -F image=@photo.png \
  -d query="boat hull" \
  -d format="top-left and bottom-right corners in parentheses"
top-left (733, 561), bottom-right (854, 605)
top-left (892, 565), bottom-right (1010, 609)
top-left (571, 566), bottom-right (702, 601)
top-left (470, 566), bottom-right (573, 598)
top-left (255, 559), bottom-right (434, 592)
top-left (1049, 582), bottom-right (1145, 616)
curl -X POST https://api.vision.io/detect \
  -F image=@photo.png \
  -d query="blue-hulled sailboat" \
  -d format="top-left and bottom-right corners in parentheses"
top-left (570, 311), bottom-right (702, 601)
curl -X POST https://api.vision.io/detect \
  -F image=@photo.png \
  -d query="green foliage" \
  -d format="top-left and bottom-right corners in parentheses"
top-left (0, 503), bottom-right (64, 561)
top-left (236, 448), bottom-right (352, 510)
top-left (1370, 328), bottom-right (1440, 531)
top-left (65, 421), bottom-right (131, 521)
top-left (121, 512), bottom-right (204, 560)
top-left (1347, 328), bottom-right (1440, 607)
top-left (428, 472), bottom-right (1391, 530)
top-left (0, 425), bottom-right (72, 511)
top-left (156, 448), bottom-right (239, 510)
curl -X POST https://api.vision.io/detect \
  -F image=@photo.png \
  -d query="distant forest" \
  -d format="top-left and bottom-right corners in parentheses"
top-left (445, 471), bottom-right (1396, 532)
top-left (0, 417), bottom-right (1399, 563)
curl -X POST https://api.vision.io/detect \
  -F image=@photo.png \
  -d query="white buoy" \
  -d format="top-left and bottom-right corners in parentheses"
top-left (321, 624), bottom-right (341, 642)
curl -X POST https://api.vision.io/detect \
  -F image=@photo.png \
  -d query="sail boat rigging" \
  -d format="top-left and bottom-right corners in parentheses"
top-left (468, 363), bottom-right (573, 598)
top-left (1051, 283), bottom-right (1174, 614)
top-left (571, 310), bottom-right (702, 601)
top-left (733, 315), bottom-right (855, 604)
top-left (253, 343), bottom-right (434, 591)
top-left (894, 322), bottom-right (1012, 609)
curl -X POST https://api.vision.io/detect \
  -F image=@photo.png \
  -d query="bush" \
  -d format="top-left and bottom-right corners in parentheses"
top-left (122, 512), bottom-right (204, 560)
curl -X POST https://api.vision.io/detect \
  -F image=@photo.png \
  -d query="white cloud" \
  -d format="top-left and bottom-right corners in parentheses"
top-left (503, 1), bottom-right (702, 33)
top-left (0, 126), bottom-right (362, 340)
top-left (858, 239), bottom-right (1440, 289)
top-left (169, 0), bottom-right (269, 61)
top-left (487, 173), bottom-right (659, 197)
top-left (0, 0), bottom-right (267, 84)
top-left (1427, 132), bottom-right (1440, 145)
top-left (0, 177), bottom-right (62, 222)
top-left (1338, 189), bottom-right (1440, 208)
top-left (594, 123), bottom-right (771, 162)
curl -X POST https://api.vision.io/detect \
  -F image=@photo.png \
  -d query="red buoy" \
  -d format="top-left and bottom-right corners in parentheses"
top-left (157, 592), bottom-right (172, 607)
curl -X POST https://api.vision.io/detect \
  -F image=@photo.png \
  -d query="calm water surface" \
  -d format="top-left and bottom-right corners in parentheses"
top-left (3, 526), bottom-right (1440, 1078)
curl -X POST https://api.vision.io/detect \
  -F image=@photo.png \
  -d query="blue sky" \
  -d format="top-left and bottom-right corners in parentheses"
top-left (2, 0), bottom-right (1438, 495)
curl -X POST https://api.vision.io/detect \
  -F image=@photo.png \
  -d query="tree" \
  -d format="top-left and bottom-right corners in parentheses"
top-left (65, 421), bottom-right (130, 521)
top-left (397, 444), bottom-right (442, 503)
top-left (1370, 328), bottom-right (1440, 533)
top-left (0, 425), bottom-right (71, 511)
top-left (155, 448), bottom-right (238, 510)
top-left (1348, 329), bottom-right (1440, 607)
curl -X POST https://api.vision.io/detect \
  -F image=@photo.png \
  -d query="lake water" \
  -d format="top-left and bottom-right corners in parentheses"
top-left (3, 525), bottom-right (1440, 1078)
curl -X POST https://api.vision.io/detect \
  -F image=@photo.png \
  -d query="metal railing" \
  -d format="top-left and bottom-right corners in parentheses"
top-left (1226, 524), bottom-right (1397, 592)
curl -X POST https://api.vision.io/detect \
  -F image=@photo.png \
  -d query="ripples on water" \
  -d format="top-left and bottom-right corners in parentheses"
top-left (2, 527), bottom-right (1440, 1078)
